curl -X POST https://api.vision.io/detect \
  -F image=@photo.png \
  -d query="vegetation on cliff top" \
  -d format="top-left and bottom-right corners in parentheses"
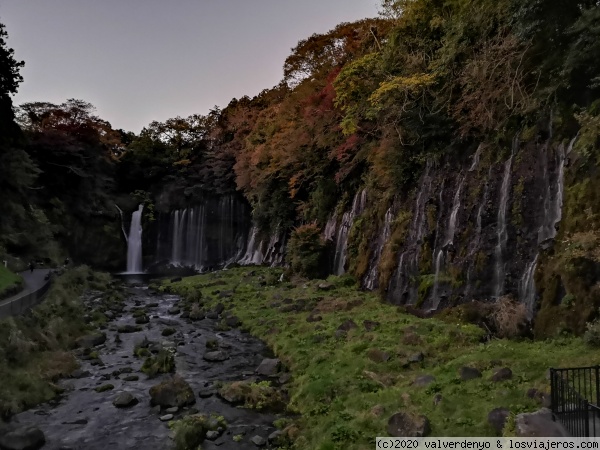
top-left (164, 268), bottom-right (593, 447)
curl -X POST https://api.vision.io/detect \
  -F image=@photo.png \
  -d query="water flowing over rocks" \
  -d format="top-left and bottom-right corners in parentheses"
top-left (8, 286), bottom-right (288, 450)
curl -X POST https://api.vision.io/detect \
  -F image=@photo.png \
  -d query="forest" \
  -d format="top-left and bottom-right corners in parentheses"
top-left (1, 0), bottom-right (600, 336)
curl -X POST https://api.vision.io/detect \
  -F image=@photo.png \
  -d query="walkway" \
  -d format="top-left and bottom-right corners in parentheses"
top-left (0, 269), bottom-right (52, 318)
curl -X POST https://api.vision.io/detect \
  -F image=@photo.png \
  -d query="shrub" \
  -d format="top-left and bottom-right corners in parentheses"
top-left (141, 350), bottom-right (175, 377)
top-left (584, 315), bottom-right (600, 347)
top-left (491, 297), bottom-right (530, 339)
top-left (287, 223), bottom-right (326, 279)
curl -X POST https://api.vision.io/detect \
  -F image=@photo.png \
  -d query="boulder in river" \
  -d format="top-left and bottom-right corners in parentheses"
top-left (255, 358), bottom-right (281, 376)
top-left (203, 351), bottom-right (229, 362)
top-left (0, 426), bottom-right (46, 450)
top-left (76, 332), bottom-right (106, 349)
top-left (112, 392), bottom-right (138, 408)
top-left (149, 375), bottom-right (196, 408)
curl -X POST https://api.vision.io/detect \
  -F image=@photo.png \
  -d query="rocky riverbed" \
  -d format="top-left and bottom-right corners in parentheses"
top-left (7, 285), bottom-right (289, 450)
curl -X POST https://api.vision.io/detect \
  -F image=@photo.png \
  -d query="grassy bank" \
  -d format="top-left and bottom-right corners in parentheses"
top-left (0, 266), bottom-right (23, 300)
top-left (164, 267), bottom-right (591, 448)
top-left (0, 266), bottom-right (114, 418)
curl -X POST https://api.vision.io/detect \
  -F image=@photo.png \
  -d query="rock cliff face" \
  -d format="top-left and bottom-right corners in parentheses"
top-left (322, 128), bottom-right (591, 336)
top-left (147, 126), bottom-right (599, 337)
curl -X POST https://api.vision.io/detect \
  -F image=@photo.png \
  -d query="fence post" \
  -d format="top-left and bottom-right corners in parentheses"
top-left (550, 368), bottom-right (556, 414)
top-left (595, 366), bottom-right (600, 407)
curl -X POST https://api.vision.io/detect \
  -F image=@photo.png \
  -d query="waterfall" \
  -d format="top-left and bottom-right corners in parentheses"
top-left (494, 136), bottom-right (518, 298)
top-left (364, 207), bottom-right (393, 290)
top-left (431, 175), bottom-right (464, 309)
top-left (239, 226), bottom-right (263, 265)
top-left (519, 135), bottom-right (578, 310)
top-left (323, 216), bottom-right (337, 241)
top-left (389, 160), bottom-right (433, 304)
top-left (158, 195), bottom-right (250, 270)
top-left (126, 204), bottom-right (144, 273)
top-left (469, 144), bottom-right (484, 172)
top-left (333, 190), bottom-right (367, 275)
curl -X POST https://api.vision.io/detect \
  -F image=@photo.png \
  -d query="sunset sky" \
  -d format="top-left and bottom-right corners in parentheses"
top-left (0, 1), bottom-right (379, 132)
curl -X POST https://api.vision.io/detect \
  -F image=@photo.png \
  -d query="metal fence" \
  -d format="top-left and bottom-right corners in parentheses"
top-left (0, 279), bottom-right (52, 319)
top-left (551, 366), bottom-right (600, 436)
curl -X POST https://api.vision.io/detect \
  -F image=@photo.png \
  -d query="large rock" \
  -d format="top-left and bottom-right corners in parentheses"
top-left (255, 358), bottom-right (281, 376)
top-left (76, 333), bottom-right (106, 349)
top-left (367, 348), bottom-right (391, 363)
top-left (338, 319), bottom-right (358, 332)
top-left (488, 408), bottom-right (510, 435)
top-left (203, 351), bottom-right (228, 362)
top-left (149, 375), bottom-right (196, 408)
top-left (459, 367), bottom-right (482, 381)
top-left (387, 412), bottom-right (431, 437)
top-left (112, 392), bottom-right (138, 408)
top-left (412, 375), bottom-right (436, 387)
top-left (0, 426), bottom-right (46, 450)
top-left (491, 367), bottom-right (513, 382)
top-left (515, 408), bottom-right (569, 437)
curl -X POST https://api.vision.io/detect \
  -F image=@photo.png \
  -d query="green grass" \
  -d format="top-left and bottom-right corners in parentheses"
top-left (0, 266), bottom-right (23, 300)
top-left (0, 266), bottom-right (113, 418)
top-left (164, 268), bottom-right (592, 449)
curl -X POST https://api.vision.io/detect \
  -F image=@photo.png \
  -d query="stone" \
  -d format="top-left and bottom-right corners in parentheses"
top-left (94, 384), bottom-right (114, 393)
top-left (306, 313), bottom-right (322, 323)
top-left (408, 352), bottom-right (424, 363)
top-left (198, 388), bottom-right (216, 398)
top-left (459, 367), bottom-right (482, 381)
top-left (412, 375), bottom-right (436, 387)
top-left (363, 320), bottom-right (380, 331)
top-left (206, 430), bottom-right (219, 441)
top-left (167, 307), bottom-right (181, 315)
top-left (159, 414), bottom-right (173, 421)
top-left (267, 430), bottom-right (283, 443)
top-left (367, 348), bottom-right (391, 363)
top-left (279, 373), bottom-right (292, 384)
top-left (387, 412), bottom-right (431, 437)
top-left (317, 282), bottom-right (334, 291)
top-left (214, 303), bottom-right (225, 314)
top-left (488, 408), bottom-right (510, 435)
top-left (334, 329), bottom-right (347, 339)
top-left (70, 368), bottom-right (91, 379)
top-left (256, 358), bottom-right (281, 376)
top-left (251, 435), bottom-right (266, 446)
top-left (135, 315), bottom-right (149, 324)
top-left (515, 408), bottom-right (569, 437)
top-left (491, 367), bottom-right (513, 382)
top-left (204, 351), bottom-right (228, 362)
top-left (76, 333), bottom-right (106, 349)
top-left (112, 392), bottom-right (138, 408)
top-left (118, 324), bottom-right (141, 333)
top-left (149, 375), bottom-right (196, 408)
top-left (122, 375), bottom-right (139, 382)
top-left (433, 394), bottom-right (442, 406)
top-left (158, 318), bottom-right (178, 326)
top-left (338, 319), bottom-right (358, 332)
top-left (225, 316), bottom-right (241, 328)
top-left (206, 311), bottom-right (219, 320)
top-left (165, 406), bottom-right (178, 414)
top-left (0, 426), bottom-right (46, 450)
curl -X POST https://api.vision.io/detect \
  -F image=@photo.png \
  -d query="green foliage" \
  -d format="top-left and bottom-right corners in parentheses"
top-left (141, 350), bottom-right (175, 378)
top-left (165, 268), bottom-right (594, 448)
top-left (287, 224), bottom-right (326, 279)
top-left (584, 313), bottom-right (600, 347)
top-left (171, 413), bottom-right (225, 450)
top-left (0, 266), bottom-right (22, 300)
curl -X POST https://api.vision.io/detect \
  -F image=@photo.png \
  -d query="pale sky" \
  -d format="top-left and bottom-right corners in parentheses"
top-left (0, 1), bottom-right (379, 133)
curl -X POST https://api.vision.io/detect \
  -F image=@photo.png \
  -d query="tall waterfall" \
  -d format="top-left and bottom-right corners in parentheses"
top-left (331, 190), bottom-right (367, 275)
top-left (126, 204), bottom-right (144, 273)
top-left (493, 136), bottom-right (518, 298)
top-left (364, 207), bottom-right (393, 290)
top-left (519, 135), bottom-right (578, 313)
top-left (389, 160), bottom-right (433, 304)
